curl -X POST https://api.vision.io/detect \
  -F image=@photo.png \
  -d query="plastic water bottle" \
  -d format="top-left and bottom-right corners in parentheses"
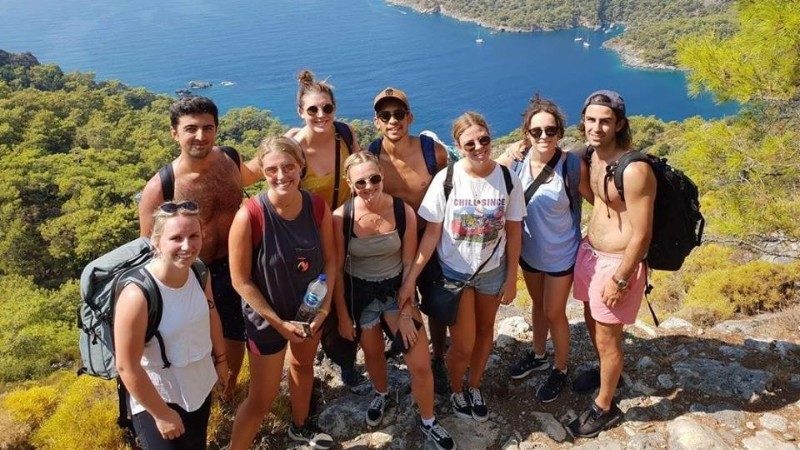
top-left (296, 274), bottom-right (327, 322)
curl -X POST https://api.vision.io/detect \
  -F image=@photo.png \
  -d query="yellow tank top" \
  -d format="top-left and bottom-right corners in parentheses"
top-left (301, 139), bottom-right (352, 209)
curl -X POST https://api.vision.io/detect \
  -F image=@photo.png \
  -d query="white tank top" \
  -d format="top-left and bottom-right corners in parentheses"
top-left (129, 266), bottom-right (217, 415)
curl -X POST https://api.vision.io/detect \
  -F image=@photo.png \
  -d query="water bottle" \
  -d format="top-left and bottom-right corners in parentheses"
top-left (296, 274), bottom-right (327, 323)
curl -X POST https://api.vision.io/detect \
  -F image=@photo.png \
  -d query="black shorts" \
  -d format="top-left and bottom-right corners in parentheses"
top-left (519, 258), bottom-right (574, 278)
top-left (132, 394), bottom-right (211, 450)
top-left (208, 258), bottom-right (246, 342)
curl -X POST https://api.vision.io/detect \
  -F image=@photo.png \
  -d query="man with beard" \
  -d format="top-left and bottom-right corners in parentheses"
top-left (138, 96), bottom-right (262, 398)
top-left (367, 87), bottom-right (451, 394)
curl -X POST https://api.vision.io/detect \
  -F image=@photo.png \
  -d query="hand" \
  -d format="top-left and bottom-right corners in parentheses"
top-left (397, 315), bottom-right (419, 350)
top-left (397, 281), bottom-right (416, 309)
top-left (601, 278), bottom-right (625, 308)
top-left (338, 315), bottom-right (356, 341)
top-left (214, 360), bottom-right (230, 395)
top-left (498, 280), bottom-right (516, 305)
top-left (154, 408), bottom-right (184, 440)
top-left (506, 140), bottom-right (527, 162)
top-left (278, 320), bottom-right (308, 343)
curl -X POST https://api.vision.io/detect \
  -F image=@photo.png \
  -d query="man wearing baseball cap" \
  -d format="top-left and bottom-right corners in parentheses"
top-left (567, 90), bottom-right (656, 438)
top-left (366, 87), bottom-right (450, 395)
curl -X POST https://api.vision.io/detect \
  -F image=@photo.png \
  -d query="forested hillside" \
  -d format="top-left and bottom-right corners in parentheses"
top-left (0, 1), bottom-right (798, 448)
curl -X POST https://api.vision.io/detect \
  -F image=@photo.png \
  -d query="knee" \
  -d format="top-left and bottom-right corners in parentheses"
top-left (474, 325), bottom-right (495, 343)
top-left (288, 358), bottom-right (314, 376)
top-left (449, 340), bottom-right (473, 360)
top-left (544, 306), bottom-right (566, 325)
top-left (242, 390), bottom-right (276, 417)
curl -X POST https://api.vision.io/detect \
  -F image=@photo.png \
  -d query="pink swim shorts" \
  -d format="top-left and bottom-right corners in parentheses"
top-left (573, 239), bottom-right (646, 325)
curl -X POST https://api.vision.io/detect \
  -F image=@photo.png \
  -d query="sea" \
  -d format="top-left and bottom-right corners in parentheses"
top-left (0, 0), bottom-right (737, 137)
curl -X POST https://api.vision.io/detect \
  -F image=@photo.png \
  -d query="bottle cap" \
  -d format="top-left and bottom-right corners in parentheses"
top-left (318, 274), bottom-right (327, 282)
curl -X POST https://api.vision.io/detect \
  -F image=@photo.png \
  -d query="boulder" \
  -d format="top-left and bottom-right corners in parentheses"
top-left (667, 416), bottom-right (733, 449)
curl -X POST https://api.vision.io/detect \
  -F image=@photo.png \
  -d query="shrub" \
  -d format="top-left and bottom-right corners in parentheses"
top-left (1, 385), bottom-right (58, 425)
top-left (681, 261), bottom-right (800, 321)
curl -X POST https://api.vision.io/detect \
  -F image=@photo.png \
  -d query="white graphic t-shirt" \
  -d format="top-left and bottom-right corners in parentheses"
top-left (419, 161), bottom-right (526, 274)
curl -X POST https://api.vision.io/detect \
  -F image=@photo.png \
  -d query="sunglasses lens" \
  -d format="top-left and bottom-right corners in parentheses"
top-left (393, 110), bottom-right (407, 121)
top-left (369, 174), bottom-right (382, 184)
top-left (306, 105), bottom-right (318, 115)
top-left (177, 201), bottom-right (199, 212)
top-left (479, 136), bottom-right (491, 146)
top-left (354, 180), bottom-right (366, 189)
top-left (322, 103), bottom-right (334, 114)
top-left (377, 111), bottom-right (391, 123)
top-left (546, 127), bottom-right (558, 136)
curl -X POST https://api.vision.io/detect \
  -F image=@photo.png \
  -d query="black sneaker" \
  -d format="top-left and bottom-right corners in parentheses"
top-left (366, 392), bottom-right (388, 426)
top-left (536, 368), bottom-right (568, 403)
top-left (287, 422), bottom-right (334, 449)
top-left (509, 351), bottom-right (550, 380)
top-left (450, 391), bottom-right (471, 420)
top-left (567, 401), bottom-right (623, 438)
top-left (466, 387), bottom-right (488, 422)
top-left (431, 358), bottom-right (450, 395)
top-left (419, 418), bottom-right (456, 450)
top-left (571, 367), bottom-right (600, 394)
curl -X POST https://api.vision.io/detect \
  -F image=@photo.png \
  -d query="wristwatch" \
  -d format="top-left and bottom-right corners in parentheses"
top-left (612, 276), bottom-right (629, 291)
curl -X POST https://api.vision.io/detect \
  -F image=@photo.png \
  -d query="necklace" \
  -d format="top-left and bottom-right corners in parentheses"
top-left (356, 193), bottom-right (387, 230)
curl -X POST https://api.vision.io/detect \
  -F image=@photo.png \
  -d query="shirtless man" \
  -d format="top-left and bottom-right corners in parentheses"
top-left (138, 96), bottom-right (262, 397)
top-left (567, 90), bottom-right (656, 438)
top-left (367, 87), bottom-right (450, 394)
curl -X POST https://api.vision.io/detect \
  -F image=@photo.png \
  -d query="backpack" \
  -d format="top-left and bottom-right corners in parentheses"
top-left (368, 134), bottom-right (439, 176)
top-left (590, 148), bottom-right (705, 271)
top-left (158, 145), bottom-right (241, 201)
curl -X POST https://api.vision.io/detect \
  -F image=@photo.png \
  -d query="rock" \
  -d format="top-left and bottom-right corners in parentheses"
top-left (437, 416), bottom-right (499, 449)
top-left (633, 320), bottom-right (658, 337)
top-left (708, 409), bottom-right (747, 430)
top-left (496, 316), bottom-right (531, 350)
top-left (775, 340), bottom-right (800, 357)
top-left (744, 337), bottom-right (775, 353)
top-left (719, 345), bottom-right (748, 359)
top-left (759, 413), bottom-right (789, 433)
top-left (530, 412), bottom-right (566, 442)
top-left (340, 426), bottom-right (395, 449)
top-left (636, 356), bottom-right (658, 371)
top-left (501, 437), bottom-right (520, 450)
top-left (789, 374), bottom-right (800, 391)
top-left (747, 421), bottom-right (757, 430)
top-left (317, 397), bottom-right (369, 439)
top-left (667, 416), bottom-right (733, 449)
top-left (660, 317), bottom-right (694, 330)
top-left (742, 430), bottom-right (797, 450)
top-left (574, 439), bottom-right (624, 449)
top-left (631, 380), bottom-right (656, 396)
top-left (626, 432), bottom-right (666, 450)
top-left (672, 358), bottom-right (773, 400)
top-left (657, 373), bottom-right (674, 389)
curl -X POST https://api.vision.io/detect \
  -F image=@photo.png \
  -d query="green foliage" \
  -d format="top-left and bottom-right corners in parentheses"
top-left (678, 0), bottom-right (800, 103)
top-left (681, 260), bottom-right (800, 321)
top-left (2, 385), bottom-right (59, 424)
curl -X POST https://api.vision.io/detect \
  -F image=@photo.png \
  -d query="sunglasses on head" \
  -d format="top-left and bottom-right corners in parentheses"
top-left (264, 162), bottom-right (299, 177)
top-left (159, 201), bottom-right (199, 214)
top-left (305, 103), bottom-right (335, 116)
top-left (527, 126), bottom-right (559, 139)
top-left (353, 174), bottom-right (382, 189)
top-left (376, 109), bottom-right (408, 123)
top-left (462, 135), bottom-right (491, 152)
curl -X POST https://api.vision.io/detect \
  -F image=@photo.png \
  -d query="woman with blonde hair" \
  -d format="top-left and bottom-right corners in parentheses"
top-left (115, 202), bottom-right (228, 449)
top-left (399, 112), bottom-right (525, 422)
top-left (228, 136), bottom-right (335, 449)
top-left (333, 151), bottom-right (455, 450)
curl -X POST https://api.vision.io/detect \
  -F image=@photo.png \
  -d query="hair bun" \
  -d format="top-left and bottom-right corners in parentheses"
top-left (298, 69), bottom-right (315, 87)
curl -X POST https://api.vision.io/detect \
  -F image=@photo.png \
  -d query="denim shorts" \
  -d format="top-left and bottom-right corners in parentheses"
top-left (359, 297), bottom-right (400, 329)
top-left (440, 260), bottom-right (507, 296)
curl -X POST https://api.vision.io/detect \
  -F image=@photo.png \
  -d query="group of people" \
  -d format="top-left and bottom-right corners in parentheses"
top-left (113, 69), bottom-right (655, 450)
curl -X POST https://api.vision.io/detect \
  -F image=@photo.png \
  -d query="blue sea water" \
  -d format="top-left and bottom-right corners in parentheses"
top-left (0, 0), bottom-right (736, 137)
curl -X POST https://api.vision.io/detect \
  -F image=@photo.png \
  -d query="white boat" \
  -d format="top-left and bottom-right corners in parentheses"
top-left (475, 37), bottom-right (484, 44)
top-left (583, 41), bottom-right (590, 48)
top-left (220, 81), bottom-right (235, 86)
top-left (574, 37), bottom-right (583, 42)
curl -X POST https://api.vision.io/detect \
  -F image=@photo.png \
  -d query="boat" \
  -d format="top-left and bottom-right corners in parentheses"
top-left (475, 37), bottom-right (484, 44)
top-left (574, 37), bottom-right (583, 42)
top-left (188, 80), bottom-right (212, 89)
top-left (175, 89), bottom-right (192, 96)
top-left (583, 41), bottom-right (590, 48)
top-left (220, 81), bottom-right (235, 86)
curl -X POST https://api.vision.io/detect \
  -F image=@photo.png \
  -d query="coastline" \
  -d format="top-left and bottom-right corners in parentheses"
top-left (385, 0), bottom-right (678, 71)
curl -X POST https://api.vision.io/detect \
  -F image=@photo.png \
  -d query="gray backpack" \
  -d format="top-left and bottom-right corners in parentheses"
top-left (77, 237), bottom-right (207, 379)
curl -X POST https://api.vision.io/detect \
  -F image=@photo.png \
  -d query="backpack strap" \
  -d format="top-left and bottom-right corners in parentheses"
top-left (368, 138), bottom-right (382, 156)
top-left (333, 121), bottom-right (354, 152)
top-left (219, 146), bottom-right (241, 170)
top-left (611, 151), bottom-right (651, 202)
top-left (392, 196), bottom-right (406, 242)
top-left (121, 268), bottom-right (171, 369)
top-left (420, 134), bottom-right (438, 176)
top-left (443, 162), bottom-right (455, 201)
top-left (158, 165), bottom-right (175, 202)
top-left (331, 122), bottom-right (355, 208)
top-left (343, 198), bottom-right (355, 255)
top-left (190, 260), bottom-right (208, 289)
top-left (500, 163), bottom-right (514, 196)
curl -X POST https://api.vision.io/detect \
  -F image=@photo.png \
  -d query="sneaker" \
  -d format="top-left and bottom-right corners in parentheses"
top-left (536, 368), bottom-right (568, 403)
top-left (571, 367), bottom-right (600, 394)
top-left (366, 392), bottom-right (388, 426)
top-left (341, 368), bottom-right (371, 395)
top-left (466, 387), bottom-right (488, 422)
top-left (509, 350), bottom-right (550, 380)
top-left (419, 418), bottom-right (456, 450)
top-left (431, 358), bottom-right (450, 395)
top-left (288, 422), bottom-right (334, 449)
top-left (450, 391), bottom-right (472, 420)
top-left (567, 401), bottom-right (623, 438)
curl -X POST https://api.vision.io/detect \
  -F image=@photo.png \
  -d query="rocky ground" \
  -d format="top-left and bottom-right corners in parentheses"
top-left (213, 301), bottom-right (800, 449)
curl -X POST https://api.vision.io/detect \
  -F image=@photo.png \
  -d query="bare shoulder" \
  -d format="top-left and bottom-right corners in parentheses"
top-left (115, 282), bottom-right (148, 319)
top-left (285, 127), bottom-right (304, 141)
top-left (622, 160), bottom-right (657, 195)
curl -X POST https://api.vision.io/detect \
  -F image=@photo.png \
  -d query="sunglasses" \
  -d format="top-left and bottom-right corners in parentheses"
top-left (376, 109), bottom-right (408, 123)
top-left (159, 201), bottom-right (199, 214)
top-left (264, 162), bottom-right (299, 177)
top-left (462, 135), bottom-right (491, 152)
top-left (353, 174), bottom-right (382, 189)
top-left (527, 126), bottom-right (559, 139)
top-left (305, 103), bottom-right (335, 116)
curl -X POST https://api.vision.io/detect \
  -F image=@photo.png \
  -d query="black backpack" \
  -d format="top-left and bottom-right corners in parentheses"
top-left (598, 150), bottom-right (705, 271)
